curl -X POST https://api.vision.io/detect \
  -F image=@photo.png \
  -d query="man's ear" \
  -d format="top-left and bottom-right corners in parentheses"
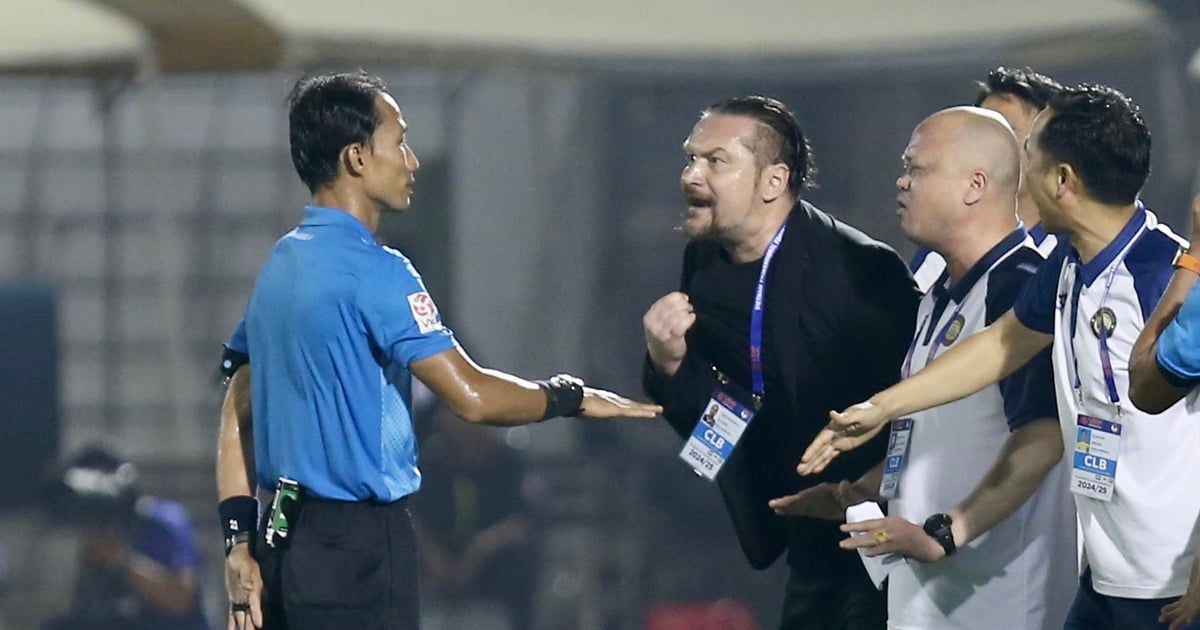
top-left (1056, 163), bottom-right (1075, 199)
top-left (963, 170), bottom-right (987, 206)
top-left (341, 143), bottom-right (367, 178)
top-left (760, 163), bottom-right (791, 203)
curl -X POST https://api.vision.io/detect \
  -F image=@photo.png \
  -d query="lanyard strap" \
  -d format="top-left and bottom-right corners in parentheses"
top-left (901, 315), bottom-right (927, 380)
top-left (901, 299), bottom-right (968, 379)
top-left (1065, 223), bottom-right (1145, 410)
top-left (749, 221), bottom-right (789, 400)
top-left (1068, 264), bottom-right (1122, 408)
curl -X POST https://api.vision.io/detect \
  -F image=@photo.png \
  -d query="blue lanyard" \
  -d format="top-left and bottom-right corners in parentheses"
top-left (1065, 224), bottom-right (1144, 412)
top-left (749, 221), bottom-right (788, 403)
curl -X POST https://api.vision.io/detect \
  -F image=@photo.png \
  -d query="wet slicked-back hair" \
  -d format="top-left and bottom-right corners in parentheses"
top-left (702, 96), bottom-right (816, 198)
top-left (1039, 84), bottom-right (1150, 206)
top-left (974, 66), bottom-right (1064, 110)
top-left (288, 71), bottom-right (389, 193)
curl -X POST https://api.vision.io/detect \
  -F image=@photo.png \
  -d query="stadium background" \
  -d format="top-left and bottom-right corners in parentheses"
top-left (1, 1), bottom-right (1199, 627)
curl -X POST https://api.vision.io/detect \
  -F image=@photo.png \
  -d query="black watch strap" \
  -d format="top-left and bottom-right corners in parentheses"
top-left (225, 531), bottom-right (252, 556)
top-left (922, 512), bottom-right (957, 557)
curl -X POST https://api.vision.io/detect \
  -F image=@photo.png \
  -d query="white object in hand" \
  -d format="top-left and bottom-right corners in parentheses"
top-left (845, 501), bottom-right (907, 590)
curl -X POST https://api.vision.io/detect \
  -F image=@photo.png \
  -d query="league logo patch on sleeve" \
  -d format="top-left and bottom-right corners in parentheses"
top-left (407, 292), bottom-right (444, 334)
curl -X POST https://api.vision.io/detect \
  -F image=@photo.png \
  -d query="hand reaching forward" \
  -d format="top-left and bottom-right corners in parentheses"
top-left (578, 387), bottom-right (662, 419)
top-left (643, 292), bottom-right (696, 377)
top-left (768, 479), bottom-right (882, 521)
top-left (797, 401), bottom-right (891, 476)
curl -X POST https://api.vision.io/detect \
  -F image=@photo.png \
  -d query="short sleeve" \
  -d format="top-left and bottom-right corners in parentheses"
top-left (1157, 282), bottom-right (1200, 387)
top-left (358, 251), bottom-right (457, 366)
top-left (133, 500), bottom-right (200, 572)
top-left (220, 319), bottom-right (249, 378)
top-left (1013, 240), bottom-right (1068, 334)
top-left (986, 252), bottom-right (1057, 430)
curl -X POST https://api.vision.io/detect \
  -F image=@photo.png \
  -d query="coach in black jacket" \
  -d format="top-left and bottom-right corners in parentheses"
top-left (643, 96), bottom-right (918, 629)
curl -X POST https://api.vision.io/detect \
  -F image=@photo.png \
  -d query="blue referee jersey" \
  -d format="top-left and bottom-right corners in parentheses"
top-left (226, 206), bottom-right (457, 502)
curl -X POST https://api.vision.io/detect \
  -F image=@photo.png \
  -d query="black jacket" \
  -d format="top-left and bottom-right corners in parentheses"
top-left (644, 201), bottom-right (919, 571)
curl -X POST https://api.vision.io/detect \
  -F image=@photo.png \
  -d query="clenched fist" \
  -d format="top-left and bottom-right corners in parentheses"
top-left (643, 291), bottom-right (696, 377)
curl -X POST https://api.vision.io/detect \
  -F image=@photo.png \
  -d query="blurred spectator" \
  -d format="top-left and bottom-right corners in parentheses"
top-left (40, 446), bottom-right (207, 630)
top-left (411, 402), bottom-right (536, 630)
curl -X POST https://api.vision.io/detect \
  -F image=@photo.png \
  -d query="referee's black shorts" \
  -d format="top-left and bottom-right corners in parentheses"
top-left (253, 495), bottom-right (418, 630)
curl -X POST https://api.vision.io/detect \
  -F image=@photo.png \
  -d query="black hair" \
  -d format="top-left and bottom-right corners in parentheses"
top-left (287, 71), bottom-right (389, 193)
top-left (702, 95), bottom-right (816, 197)
top-left (974, 66), bottom-right (1064, 110)
top-left (1039, 84), bottom-right (1150, 206)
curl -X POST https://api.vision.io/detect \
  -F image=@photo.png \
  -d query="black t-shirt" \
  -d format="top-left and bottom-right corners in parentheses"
top-left (645, 201), bottom-right (920, 574)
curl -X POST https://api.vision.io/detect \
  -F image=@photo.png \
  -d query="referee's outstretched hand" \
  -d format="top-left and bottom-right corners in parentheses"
top-left (225, 544), bottom-right (264, 630)
top-left (578, 387), bottom-right (662, 419)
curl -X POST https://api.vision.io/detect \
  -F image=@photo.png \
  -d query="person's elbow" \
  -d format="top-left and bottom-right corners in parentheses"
top-left (444, 393), bottom-right (491, 424)
top-left (1129, 379), bottom-right (1180, 415)
top-left (1016, 420), bottom-right (1063, 477)
top-left (1128, 379), bottom-right (1160, 414)
top-left (1129, 359), bottom-right (1185, 415)
top-left (1031, 435), bottom-right (1064, 478)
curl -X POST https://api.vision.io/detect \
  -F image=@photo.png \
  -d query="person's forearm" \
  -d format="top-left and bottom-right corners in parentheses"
top-left (451, 367), bottom-right (553, 425)
top-left (1130, 268), bottom-right (1198, 413)
top-left (948, 418), bottom-right (1062, 547)
top-left (125, 557), bottom-right (198, 615)
top-left (465, 515), bottom-right (530, 561)
top-left (414, 346), bottom-right (659, 424)
top-left (412, 348), bottom-right (564, 425)
top-left (873, 311), bottom-right (1050, 420)
top-left (217, 365), bottom-right (256, 500)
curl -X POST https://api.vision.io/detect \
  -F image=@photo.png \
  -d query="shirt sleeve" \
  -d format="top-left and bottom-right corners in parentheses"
top-left (1012, 240), bottom-right (1068, 335)
top-left (358, 252), bottom-right (457, 367)
top-left (220, 318), bottom-right (249, 378)
top-left (133, 500), bottom-right (200, 572)
top-left (987, 254), bottom-right (1058, 430)
top-left (1157, 282), bottom-right (1200, 387)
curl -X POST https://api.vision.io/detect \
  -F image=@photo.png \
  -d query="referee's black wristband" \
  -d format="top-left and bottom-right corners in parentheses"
top-left (219, 496), bottom-right (259, 539)
top-left (535, 374), bottom-right (585, 420)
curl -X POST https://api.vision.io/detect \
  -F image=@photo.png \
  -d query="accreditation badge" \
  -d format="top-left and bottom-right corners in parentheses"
top-left (1070, 414), bottom-right (1121, 502)
top-left (679, 388), bottom-right (755, 481)
top-left (877, 418), bottom-right (914, 499)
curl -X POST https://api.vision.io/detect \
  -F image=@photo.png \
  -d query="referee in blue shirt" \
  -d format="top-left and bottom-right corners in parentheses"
top-left (215, 71), bottom-right (660, 630)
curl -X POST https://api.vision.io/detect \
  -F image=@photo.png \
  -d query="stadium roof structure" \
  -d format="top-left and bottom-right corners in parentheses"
top-left (0, 0), bottom-right (148, 75)
top-left (0, 0), bottom-right (1163, 77)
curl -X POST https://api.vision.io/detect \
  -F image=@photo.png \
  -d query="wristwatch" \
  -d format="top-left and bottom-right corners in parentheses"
top-left (922, 513), bottom-right (957, 557)
top-left (1173, 248), bottom-right (1200, 275)
top-left (225, 531), bottom-right (252, 556)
